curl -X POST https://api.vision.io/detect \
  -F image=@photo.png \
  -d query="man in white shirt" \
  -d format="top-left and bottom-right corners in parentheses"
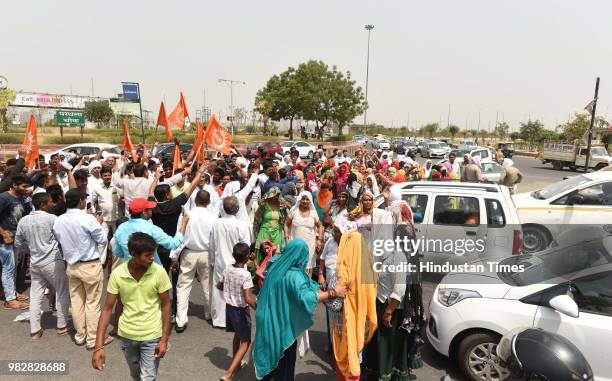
top-left (209, 196), bottom-right (252, 328)
top-left (92, 167), bottom-right (119, 265)
top-left (171, 190), bottom-right (218, 332)
top-left (52, 189), bottom-right (109, 349)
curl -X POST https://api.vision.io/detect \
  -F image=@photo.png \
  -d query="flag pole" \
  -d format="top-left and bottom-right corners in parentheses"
top-left (584, 77), bottom-right (600, 172)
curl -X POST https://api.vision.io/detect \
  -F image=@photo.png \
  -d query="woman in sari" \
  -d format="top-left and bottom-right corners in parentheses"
top-left (334, 163), bottom-right (350, 197)
top-left (312, 180), bottom-right (333, 222)
top-left (330, 190), bottom-right (350, 223)
top-left (331, 230), bottom-right (378, 381)
top-left (253, 239), bottom-right (347, 380)
top-left (364, 174), bottom-right (380, 197)
top-left (254, 187), bottom-right (287, 266)
top-left (345, 172), bottom-right (363, 212)
top-left (349, 191), bottom-right (393, 251)
top-left (284, 191), bottom-right (324, 272)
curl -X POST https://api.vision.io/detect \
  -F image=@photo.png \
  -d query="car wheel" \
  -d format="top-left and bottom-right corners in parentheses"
top-left (522, 225), bottom-right (551, 253)
top-left (552, 160), bottom-right (563, 170)
top-left (457, 332), bottom-right (510, 381)
top-left (307, 151), bottom-right (313, 159)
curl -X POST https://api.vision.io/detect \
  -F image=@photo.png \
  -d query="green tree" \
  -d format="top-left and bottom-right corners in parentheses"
top-left (0, 88), bottom-right (16, 132)
top-left (509, 132), bottom-right (520, 141)
top-left (420, 123), bottom-right (439, 138)
top-left (559, 113), bottom-right (609, 141)
top-left (493, 122), bottom-right (510, 139)
top-left (519, 120), bottom-right (545, 142)
top-left (465, 129), bottom-right (478, 138)
top-left (448, 125), bottom-right (460, 142)
top-left (325, 68), bottom-right (365, 136)
top-left (84, 100), bottom-right (114, 128)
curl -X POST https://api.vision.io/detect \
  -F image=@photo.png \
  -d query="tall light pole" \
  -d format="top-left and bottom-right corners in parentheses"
top-left (218, 78), bottom-right (245, 136)
top-left (364, 24), bottom-right (374, 135)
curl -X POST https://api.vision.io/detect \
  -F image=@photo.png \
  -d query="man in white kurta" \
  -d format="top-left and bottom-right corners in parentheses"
top-left (209, 196), bottom-right (252, 328)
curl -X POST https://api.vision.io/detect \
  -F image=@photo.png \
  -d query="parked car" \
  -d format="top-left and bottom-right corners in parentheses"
top-left (43, 143), bottom-right (122, 163)
top-left (378, 139), bottom-right (391, 150)
top-left (365, 138), bottom-right (381, 151)
top-left (459, 139), bottom-right (477, 150)
top-left (395, 140), bottom-right (418, 155)
top-left (438, 141), bottom-right (452, 155)
top-left (444, 147), bottom-right (495, 164)
top-left (241, 141), bottom-right (283, 158)
top-left (281, 140), bottom-right (315, 158)
top-left (375, 182), bottom-right (521, 266)
top-left (352, 135), bottom-right (367, 144)
top-left (421, 142), bottom-right (446, 158)
top-left (150, 142), bottom-right (193, 161)
top-left (513, 171), bottom-right (612, 253)
top-left (427, 228), bottom-right (612, 381)
top-left (392, 137), bottom-right (407, 152)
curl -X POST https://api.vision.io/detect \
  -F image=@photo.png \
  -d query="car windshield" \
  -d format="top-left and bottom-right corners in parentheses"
top-left (438, 143), bottom-right (448, 147)
top-left (591, 147), bottom-right (608, 156)
top-left (428, 143), bottom-right (440, 149)
top-left (106, 147), bottom-right (121, 154)
top-left (380, 140), bottom-right (389, 144)
top-left (281, 142), bottom-right (294, 147)
top-left (531, 175), bottom-right (590, 200)
top-left (482, 163), bottom-right (502, 173)
top-left (498, 236), bottom-right (612, 286)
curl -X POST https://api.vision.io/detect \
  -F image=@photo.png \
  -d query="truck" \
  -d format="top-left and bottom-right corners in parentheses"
top-left (541, 142), bottom-right (612, 171)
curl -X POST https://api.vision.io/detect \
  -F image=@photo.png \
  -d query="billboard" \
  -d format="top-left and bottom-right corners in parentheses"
top-left (110, 98), bottom-right (141, 117)
top-left (121, 82), bottom-right (140, 101)
top-left (56, 110), bottom-right (85, 127)
top-left (11, 92), bottom-right (105, 109)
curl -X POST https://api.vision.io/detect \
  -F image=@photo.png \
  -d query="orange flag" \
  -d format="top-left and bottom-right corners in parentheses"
top-left (122, 121), bottom-right (137, 162)
top-left (156, 102), bottom-right (172, 141)
top-left (168, 92), bottom-right (190, 130)
top-left (204, 114), bottom-right (232, 155)
top-left (172, 140), bottom-right (182, 172)
top-left (192, 122), bottom-right (206, 165)
top-left (22, 114), bottom-right (39, 169)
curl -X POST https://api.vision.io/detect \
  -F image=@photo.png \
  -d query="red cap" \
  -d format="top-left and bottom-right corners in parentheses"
top-left (129, 198), bottom-right (157, 215)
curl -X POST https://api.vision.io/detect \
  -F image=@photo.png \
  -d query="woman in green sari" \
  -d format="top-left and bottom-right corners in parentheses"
top-left (253, 239), bottom-right (347, 380)
top-left (254, 187), bottom-right (287, 265)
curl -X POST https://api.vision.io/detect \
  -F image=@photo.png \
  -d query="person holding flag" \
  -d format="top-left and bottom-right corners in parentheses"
top-left (168, 92), bottom-right (190, 131)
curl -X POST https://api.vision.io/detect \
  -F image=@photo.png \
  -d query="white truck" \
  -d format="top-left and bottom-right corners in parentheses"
top-left (541, 142), bottom-right (611, 171)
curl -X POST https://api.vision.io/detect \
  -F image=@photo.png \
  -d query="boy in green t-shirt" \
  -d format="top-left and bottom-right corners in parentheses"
top-left (92, 232), bottom-right (171, 380)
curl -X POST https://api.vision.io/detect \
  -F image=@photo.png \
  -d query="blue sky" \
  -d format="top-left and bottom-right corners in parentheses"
top-left (3, 0), bottom-right (612, 131)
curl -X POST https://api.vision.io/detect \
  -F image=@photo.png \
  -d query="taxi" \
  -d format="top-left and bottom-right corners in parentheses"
top-left (513, 171), bottom-right (612, 253)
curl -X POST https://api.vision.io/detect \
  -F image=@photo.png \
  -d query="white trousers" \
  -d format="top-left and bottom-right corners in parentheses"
top-left (175, 249), bottom-right (212, 328)
top-left (29, 260), bottom-right (70, 334)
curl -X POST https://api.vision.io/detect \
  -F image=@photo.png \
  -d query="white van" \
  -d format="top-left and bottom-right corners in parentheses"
top-left (376, 182), bottom-right (521, 267)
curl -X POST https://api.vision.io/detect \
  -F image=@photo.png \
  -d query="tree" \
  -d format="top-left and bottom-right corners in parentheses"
top-left (420, 123), bottom-right (439, 138)
top-left (465, 129), bottom-right (478, 138)
top-left (325, 68), bottom-right (365, 136)
top-left (559, 113), bottom-right (608, 141)
top-left (493, 122), bottom-right (510, 139)
top-left (448, 125), bottom-right (460, 142)
top-left (84, 100), bottom-right (114, 128)
top-left (0, 88), bottom-right (16, 132)
top-left (519, 120), bottom-right (545, 143)
top-left (509, 132), bottom-right (520, 141)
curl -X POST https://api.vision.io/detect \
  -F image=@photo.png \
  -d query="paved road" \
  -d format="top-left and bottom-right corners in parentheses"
top-left (0, 155), bottom-right (569, 381)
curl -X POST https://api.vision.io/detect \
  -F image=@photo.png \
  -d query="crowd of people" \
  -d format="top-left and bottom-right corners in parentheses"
top-left (0, 141), bottom-right (521, 380)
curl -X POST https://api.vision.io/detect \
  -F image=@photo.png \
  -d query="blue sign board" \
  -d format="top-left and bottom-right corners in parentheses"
top-left (121, 82), bottom-right (140, 101)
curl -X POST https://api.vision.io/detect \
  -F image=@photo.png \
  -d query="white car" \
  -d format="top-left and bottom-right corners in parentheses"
top-left (513, 172), bottom-right (612, 253)
top-left (43, 143), bottom-right (122, 163)
top-left (375, 182), bottom-right (522, 266)
top-left (281, 140), bottom-right (315, 159)
top-left (378, 139), bottom-right (391, 150)
top-left (427, 228), bottom-right (612, 381)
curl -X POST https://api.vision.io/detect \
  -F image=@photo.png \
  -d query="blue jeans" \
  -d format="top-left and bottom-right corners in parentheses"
top-left (119, 337), bottom-right (161, 381)
top-left (0, 243), bottom-right (16, 302)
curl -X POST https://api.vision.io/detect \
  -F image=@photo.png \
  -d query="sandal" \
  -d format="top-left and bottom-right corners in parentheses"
top-left (31, 330), bottom-right (43, 340)
top-left (56, 325), bottom-right (74, 336)
top-left (16, 293), bottom-right (29, 302)
top-left (4, 301), bottom-right (28, 310)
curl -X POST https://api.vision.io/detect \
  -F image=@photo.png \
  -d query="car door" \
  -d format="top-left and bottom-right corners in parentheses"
top-left (424, 194), bottom-right (488, 266)
top-left (549, 181), bottom-right (612, 225)
top-left (533, 271), bottom-right (612, 381)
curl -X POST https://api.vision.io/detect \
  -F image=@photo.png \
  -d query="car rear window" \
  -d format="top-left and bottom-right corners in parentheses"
top-left (433, 196), bottom-right (480, 226)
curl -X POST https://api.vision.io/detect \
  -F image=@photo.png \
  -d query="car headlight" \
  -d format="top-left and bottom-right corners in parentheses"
top-left (437, 288), bottom-right (481, 306)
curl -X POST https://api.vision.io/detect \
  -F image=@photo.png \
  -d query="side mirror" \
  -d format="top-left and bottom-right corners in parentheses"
top-left (567, 194), bottom-right (584, 205)
top-left (549, 294), bottom-right (579, 318)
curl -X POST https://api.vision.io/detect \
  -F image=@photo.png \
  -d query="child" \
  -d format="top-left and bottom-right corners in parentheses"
top-left (217, 242), bottom-right (257, 381)
top-left (92, 232), bottom-right (172, 381)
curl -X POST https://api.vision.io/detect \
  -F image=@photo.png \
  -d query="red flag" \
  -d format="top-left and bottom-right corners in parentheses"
top-left (156, 102), bottom-right (172, 141)
top-left (172, 139), bottom-right (181, 172)
top-left (192, 122), bottom-right (206, 165)
top-left (22, 114), bottom-right (39, 169)
top-left (168, 92), bottom-right (190, 131)
top-left (204, 114), bottom-right (232, 155)
top-left (122, 121), bottom-right (136, 162)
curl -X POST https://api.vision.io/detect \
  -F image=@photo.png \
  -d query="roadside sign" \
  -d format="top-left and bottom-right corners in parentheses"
top-left (55, 110), bottom-right (85, 127)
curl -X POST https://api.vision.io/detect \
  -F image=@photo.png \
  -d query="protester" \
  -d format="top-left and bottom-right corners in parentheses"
top-left (52, 189), bottom-right (111, 349)
top-left (254, 187), bottom-right (286, 266)
top-left (92, 232), bottom-right (171, 380)
top-left (171, 190), bottom-right (218, 331)
top-left (253, 239), bottom-right (347, 380)
top-left (330, 189), bottom-right (350, 222)
top-left (92, 167), bottom-right (119, 266)
top-left (284, 191), bottom-right (323, 273)
top-left (14, 193), bottom-right (70, 338)
top-left (210, 196), bottom-right (252, 328)
top-left (217, 242), bottom-right (257, 381)
top-left (461, 155), bottom-right (482, 183)
top-left (312, 180), bottom-right (333, 222)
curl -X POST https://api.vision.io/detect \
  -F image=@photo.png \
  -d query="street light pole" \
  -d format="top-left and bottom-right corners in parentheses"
top-left (218, 78), bottom-right (245, 136)
top-left (364, 24), bottom-right (374, 135)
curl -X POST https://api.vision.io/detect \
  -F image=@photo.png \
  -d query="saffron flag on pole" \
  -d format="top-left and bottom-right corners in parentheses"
top-left (122, 121), bottom-right (137, 162)
top-left (156, 102), bottom-right (172, 141)
top-left (22, 114), bottom-right (39, 169)
top-left (168, 92), bottom-right (190, 131)
top-left (172, 138), bottom-right (182, 172)
top-left (204, 114), bottom-right (232, 155)
top-left (192, 122), bottom-right (206, 164)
